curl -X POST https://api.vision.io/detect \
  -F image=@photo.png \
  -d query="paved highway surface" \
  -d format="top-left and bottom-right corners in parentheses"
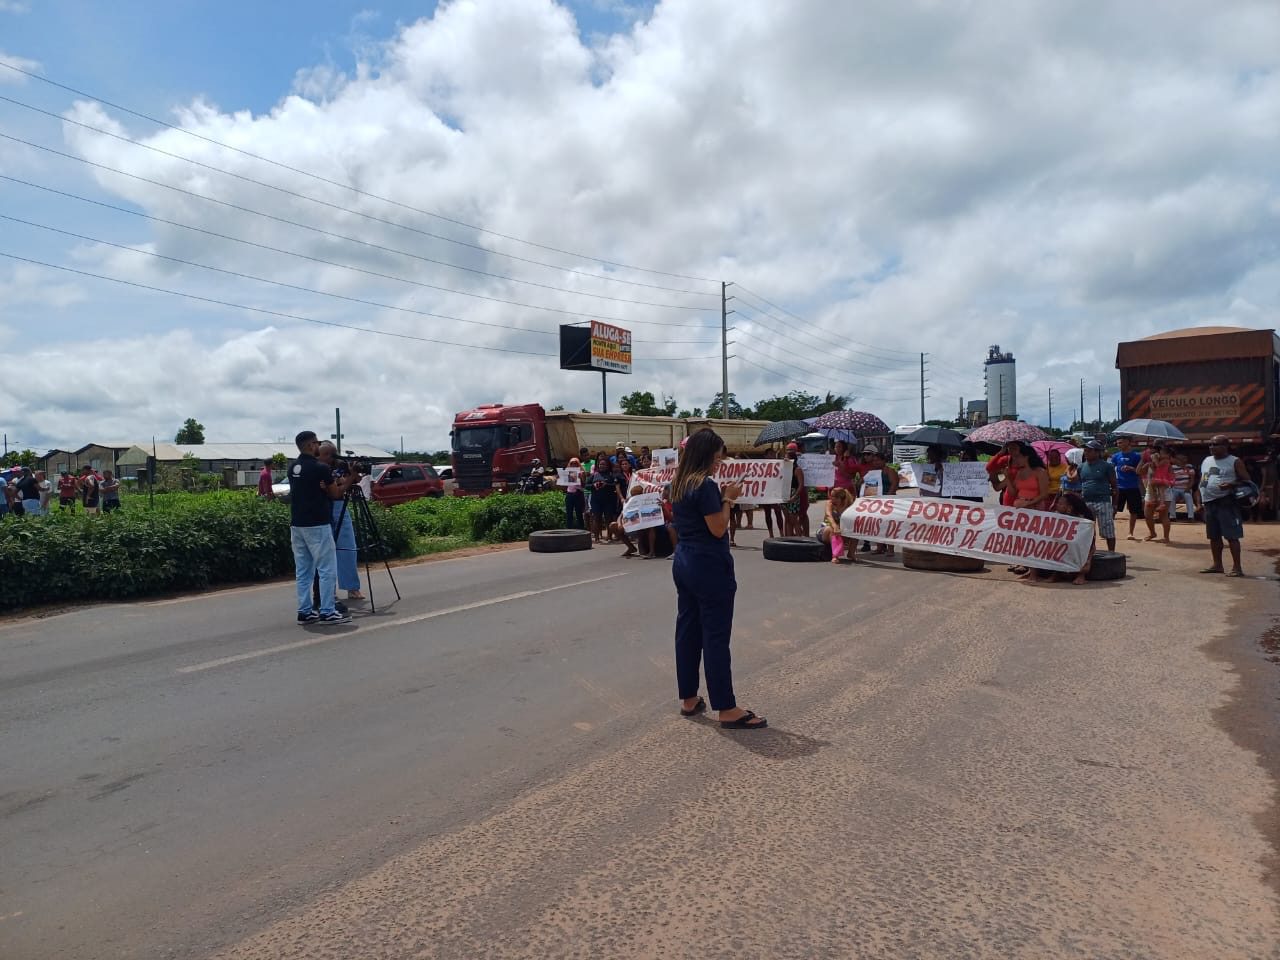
top-left (2, 516), bottom-right (1279, 959)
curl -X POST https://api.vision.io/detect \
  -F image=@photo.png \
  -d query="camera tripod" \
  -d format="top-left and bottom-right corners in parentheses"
top-left (333, 486), bottom-right (401, 613)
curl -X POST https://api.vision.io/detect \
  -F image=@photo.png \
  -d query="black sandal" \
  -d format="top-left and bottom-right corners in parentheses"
top-left (680, 697), bottom-right (706, 717)
top-left (720, 710), bottom-right (767, 729)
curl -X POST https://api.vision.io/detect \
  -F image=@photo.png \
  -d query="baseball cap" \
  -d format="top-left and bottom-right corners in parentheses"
top-left (786, 442), bottom-right (799, 451)
top-left (862, 444), bottom-right (878, 454)
top-left (1085, 440), bottom-right (1103, 450)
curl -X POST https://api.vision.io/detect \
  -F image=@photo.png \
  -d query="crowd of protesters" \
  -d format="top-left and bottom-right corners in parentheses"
top-left (0, 463), bottom-right (119, 518)
top-left (549, 428), bottom-right (1262, 583)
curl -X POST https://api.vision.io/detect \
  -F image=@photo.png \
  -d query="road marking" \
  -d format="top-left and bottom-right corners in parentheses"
top-left (176, 573), bottom-right (630, 675)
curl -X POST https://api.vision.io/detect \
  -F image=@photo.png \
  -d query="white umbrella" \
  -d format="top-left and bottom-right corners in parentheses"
top-left (1113, 418), bottom-right (1187, 441)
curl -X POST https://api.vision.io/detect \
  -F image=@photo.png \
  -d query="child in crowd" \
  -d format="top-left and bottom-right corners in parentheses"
top-left (819, 487), bottom-right (856, 564)
top-left (1021, 492), bottom-right (1095, 586)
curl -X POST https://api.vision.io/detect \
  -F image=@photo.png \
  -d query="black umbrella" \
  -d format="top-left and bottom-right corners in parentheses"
top-left (754, 420), bottom-right (811, 447)
top-left (903, 426), bottom-right (966, 448)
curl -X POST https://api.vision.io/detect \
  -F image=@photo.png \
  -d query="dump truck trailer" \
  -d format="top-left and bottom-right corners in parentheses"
top-left (1116, 325), bottom-right (1279, 516)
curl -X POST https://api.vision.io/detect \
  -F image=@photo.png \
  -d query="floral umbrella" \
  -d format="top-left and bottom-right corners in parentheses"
top-left (807, 410), bottom-right (892, 437)
top-left (966, 420), bottom-right (1048, 445)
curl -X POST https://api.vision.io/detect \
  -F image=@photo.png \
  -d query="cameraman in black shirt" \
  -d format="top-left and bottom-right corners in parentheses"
top-left (289, 430), bottom-right (356, 624)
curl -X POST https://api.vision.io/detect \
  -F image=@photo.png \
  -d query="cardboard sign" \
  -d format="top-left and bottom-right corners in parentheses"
top-left (840, 497), bottom-right (1095, 573)
top-left (797, 453), bottom-right (835, 489)
top-left (651, 448), bottom-right (678, 469)
top-left (939, 461), bottom-right (989, 499)
top-left (910, 463), bottom-right (942, 494)
top-left (556, 468), bottom-right (582, 488)
top-left (635, 459), bottom-right (793, 505)
top-left (620, 492), bottom-right (666, 533)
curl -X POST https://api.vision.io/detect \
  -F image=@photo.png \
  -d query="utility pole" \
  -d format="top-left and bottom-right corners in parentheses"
top-left (1079, 378), bottom-right (1085, 429)
top-left (400, 435), bottom-right (404, 457)
top-left (919, 353), bottom-right (926, 423)
top-left (1097, 386), bottom-right (1102, 429)
top-left (721, 282), bottom-right (732, 418)
top-left (601, 372), bottom-right (607, 414)
top-left (332, 407), bottom-right (343, 454)
top-left (1048, 387), bottom-right (1054, 430)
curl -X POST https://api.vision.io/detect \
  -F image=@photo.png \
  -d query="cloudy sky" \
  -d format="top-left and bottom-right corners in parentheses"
top-left (1, 0), bottom-right (1277, 452)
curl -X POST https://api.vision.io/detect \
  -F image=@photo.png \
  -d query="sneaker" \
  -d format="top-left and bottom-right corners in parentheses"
top-left (297, 611), bottom-right (320, 624)
top-left (334, 600), bottom-right (348, 615)
top-left (318, 611), bottom-right (352, 625)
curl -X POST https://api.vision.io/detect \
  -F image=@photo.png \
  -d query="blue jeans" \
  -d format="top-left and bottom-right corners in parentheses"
top-left (331, 500), bottom-right (360, 591)
top-left (291, 524), bottom-right (337, 616)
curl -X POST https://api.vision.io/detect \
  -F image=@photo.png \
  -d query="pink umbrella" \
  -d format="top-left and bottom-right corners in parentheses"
top-left (1032, 439), bottom-right (1074, 462)
top-left (966, 420), bottom-right (1048, 445)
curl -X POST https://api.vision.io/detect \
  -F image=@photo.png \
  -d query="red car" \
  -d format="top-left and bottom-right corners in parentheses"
top-left (368, 462), bottom-right (445, 506)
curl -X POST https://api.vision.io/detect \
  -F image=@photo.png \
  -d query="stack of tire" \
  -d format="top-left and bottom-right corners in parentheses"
top-left (762, 537), bottom-right (832, 562)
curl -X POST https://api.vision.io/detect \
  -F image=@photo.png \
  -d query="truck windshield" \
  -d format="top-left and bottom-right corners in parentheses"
top-left (452, 426), bottom-right (507, 454)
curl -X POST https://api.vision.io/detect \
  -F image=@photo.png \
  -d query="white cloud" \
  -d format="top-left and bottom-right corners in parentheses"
top-left (0, 50), bottom-right (40, 82)
top-left (0, 1), bottom-right (31, 13)
top-left (3, 0), bottom-right (1279, 446)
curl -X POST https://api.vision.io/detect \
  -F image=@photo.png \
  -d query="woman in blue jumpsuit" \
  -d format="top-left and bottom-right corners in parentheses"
top-left (670, 429), bottom-right (767, 729)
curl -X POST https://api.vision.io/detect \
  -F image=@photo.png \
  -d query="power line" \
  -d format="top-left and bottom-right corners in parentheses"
top-left (0, 64), bottom-right (718, 284)
top-left (0, 174), bottom-right (713, 331)
top-left (0, 108), bottom-right (716, 310)
top-left (0, 215), bottom-right (719, 345)
top-left (731, 283), bottom-right (924, 361)
top-left (0, 133), bottom-right (720, 329)
top-left (734, 348), bottom-right (919, 402)
top-left (0, 252), bottom-right (719, 361)
top-left (732, 303), bottom-right (926, 381)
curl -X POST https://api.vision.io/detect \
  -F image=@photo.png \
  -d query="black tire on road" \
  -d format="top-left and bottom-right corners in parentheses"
top-left (901, 547), bottom-right (985, 573)
top-left (1086, 550), bottom-right (1127, 581)
top-left (528, 529), bottom-right (593, 553)
top-left (762, 536), bottom-right (828, 562)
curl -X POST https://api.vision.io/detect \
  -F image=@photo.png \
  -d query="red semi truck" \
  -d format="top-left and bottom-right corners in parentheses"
top-left (450, 403), bottom-right (769, 494)
top-left (1116, 325), bottom-right (1279, 516)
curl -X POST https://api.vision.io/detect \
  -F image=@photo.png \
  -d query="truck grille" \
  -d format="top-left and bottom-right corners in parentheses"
top-left (456, 457), bottom-right (493, 492)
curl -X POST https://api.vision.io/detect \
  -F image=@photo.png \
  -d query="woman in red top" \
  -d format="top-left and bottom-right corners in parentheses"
top-left (1001, 442), bottom-right (1052, 510)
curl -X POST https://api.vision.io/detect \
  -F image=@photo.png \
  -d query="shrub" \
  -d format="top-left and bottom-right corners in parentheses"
top-left (468, 492), bottom-right (566, 543)
top-left (0, 491), bottom-right (415, 610)
top-left (392, 495), bottom-right (476, 538)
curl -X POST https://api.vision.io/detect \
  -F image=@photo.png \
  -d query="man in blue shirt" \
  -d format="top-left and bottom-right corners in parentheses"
top-left (1076, 441), bottom-right (1119, 550)
top-left (1110, 436), bottom-right (1144, 541)
top-left (289, 430), bottom-right (355, 625)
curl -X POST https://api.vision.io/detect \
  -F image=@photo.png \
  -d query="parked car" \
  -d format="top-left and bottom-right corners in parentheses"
top-left (433, 464), bottom-right (458, 496)
top-left (368, 462), bottom-right (445, 506)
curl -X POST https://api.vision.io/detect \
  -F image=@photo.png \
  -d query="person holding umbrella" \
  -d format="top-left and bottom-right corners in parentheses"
top-left (669, 428), bottom-right (766, 730)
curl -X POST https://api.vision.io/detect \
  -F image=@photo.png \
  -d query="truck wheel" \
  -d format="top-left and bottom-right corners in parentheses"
top-left (901, 547), bottom-right (985, 573)
top-left (528, 529), bottom-right (593, 553)
top-left (762, 536), bottom-right (828, 562)
top-left (1085, 550), bottom-right (1127, 581)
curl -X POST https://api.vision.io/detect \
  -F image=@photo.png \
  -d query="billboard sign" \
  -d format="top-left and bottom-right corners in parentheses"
top-left (589, 321), bottom-right (632, 374)
top-left (559, 323), bottom-right (632, 375)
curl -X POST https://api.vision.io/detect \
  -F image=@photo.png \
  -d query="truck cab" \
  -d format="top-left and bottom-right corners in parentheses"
top-left (451, 403), bottom-right (547, 494)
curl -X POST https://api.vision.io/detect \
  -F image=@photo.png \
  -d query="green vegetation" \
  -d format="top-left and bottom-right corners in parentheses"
top-left (0, 490), bottom-right (569, 610)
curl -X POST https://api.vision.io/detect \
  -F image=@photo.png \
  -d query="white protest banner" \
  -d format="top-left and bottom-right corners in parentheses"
top-left (556, 467), bottom-right (582, 487)
top-left (859, 469), bottom-right (884, 497)
top-left (910, 463), bottom-right (942, 494)
top-left (797, 453), bottom-right (835, 489)
top-left (635, 459), bottom-right (793, 504)
top-left (939, 460), bottom-right (989, 499)
top-left (651, 448), bottom-right (678, 469)
top-left (620, 492), bottom-right (666, 533)
top-left (840, 497), bottom-right (1095, 573)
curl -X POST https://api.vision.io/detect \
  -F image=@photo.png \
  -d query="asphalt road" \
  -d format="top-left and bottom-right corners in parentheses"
top-left (2, 514), bottom-right (1279, 959)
